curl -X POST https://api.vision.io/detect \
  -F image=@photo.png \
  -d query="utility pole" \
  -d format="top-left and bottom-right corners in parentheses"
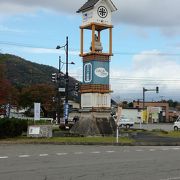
top-left (143, 88), bottom-right (147, 110)
top-left (56, 36), bottom-right (75, 127)
top-left (64, 36), bottom-right (69, 126)
top-left (57, 56), bottom-right (62, 124)
top-left (143, 86), bottom-right (159, 110)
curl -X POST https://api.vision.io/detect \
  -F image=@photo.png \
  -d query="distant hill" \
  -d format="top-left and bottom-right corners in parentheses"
top-left (0, 53), bottom-right (78, 89)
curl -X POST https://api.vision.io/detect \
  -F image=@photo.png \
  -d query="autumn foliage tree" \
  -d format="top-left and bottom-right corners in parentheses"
top-left (19, 84), bottom-right (56, 117)
top-left (0, 64), bottom-right (13, 105)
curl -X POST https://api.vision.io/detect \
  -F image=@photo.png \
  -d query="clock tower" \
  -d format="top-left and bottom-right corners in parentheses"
top-left (73, 0), bottom-right (117, 135)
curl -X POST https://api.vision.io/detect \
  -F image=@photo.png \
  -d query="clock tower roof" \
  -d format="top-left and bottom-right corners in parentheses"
top-left (77, 0), bottom-right (117, 13)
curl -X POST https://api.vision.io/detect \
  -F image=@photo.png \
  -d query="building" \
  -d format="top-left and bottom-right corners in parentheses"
top-left (133, 101), bottom-right (169, 123)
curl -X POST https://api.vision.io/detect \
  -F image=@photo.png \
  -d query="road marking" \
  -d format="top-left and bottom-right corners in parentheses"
top-left (56, 153), bottom-right (67, 156)
top-left (0, 156), bottom-right (8, 159)
top-left (91, 151), bottom-right (100, 154)
top-left (74, 152), bottom-right (83, 155)
top-left (18, 155), bottom-right (30, 158)
top-left (161, 176), bottom-right (180, 180)
top-left (136, 149), bottom-right (143, 152)
top-left (39, 154), bottom-right (48, 157)
top-left (171, 147), bottom-right (180, 150)
top-left (106, 151), bottom-right (115, 153)
top-left (149, 149), bottom-right (155, 152)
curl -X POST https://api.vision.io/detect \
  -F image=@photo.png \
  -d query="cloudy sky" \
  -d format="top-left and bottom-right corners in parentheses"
top-left (0, 0), bottom-right (180, 101)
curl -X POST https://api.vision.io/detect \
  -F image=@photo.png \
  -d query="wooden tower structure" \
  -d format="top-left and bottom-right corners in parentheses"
top-left (77, 0), bottom-right (117, 112)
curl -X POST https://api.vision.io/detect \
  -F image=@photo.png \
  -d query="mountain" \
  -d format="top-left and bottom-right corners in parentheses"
top-left (0, 53), bottom-right (78, 89)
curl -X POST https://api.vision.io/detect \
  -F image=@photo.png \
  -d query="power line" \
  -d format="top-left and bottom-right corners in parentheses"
top-left (1, 41), bottom-right (180, 57)
top-left (0, 41), bottom-right (55, 50)
top-left (71, 74), bottom-right (180, 82)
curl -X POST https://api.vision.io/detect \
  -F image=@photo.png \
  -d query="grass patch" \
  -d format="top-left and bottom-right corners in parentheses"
top-left (120, 128), bottom-right (147, 133)
top-left (151, 129), bottom-right (169, 136)
top-left (158, 131), bottom-right (180, 138)
top-left (0, 136), bottom-right (134, 144)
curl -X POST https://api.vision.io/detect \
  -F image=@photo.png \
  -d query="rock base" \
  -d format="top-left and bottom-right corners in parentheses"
top-left (70, 112), bottom-right (116, 136)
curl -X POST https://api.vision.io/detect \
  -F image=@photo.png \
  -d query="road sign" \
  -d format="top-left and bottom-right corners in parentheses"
top-left (59, 88), bottom-right (65, 92)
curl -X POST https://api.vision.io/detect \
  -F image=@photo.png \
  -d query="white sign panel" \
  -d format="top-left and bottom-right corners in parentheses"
top-left (95, 67), bottom-right (108, 78)
top-left (34, 103), bottom-right (40, 121)
top-left (59, 88), bottom-right (65, 92)
top-left (84, 63), bottom-right (92, 83)
top-left (29, 126), bottom-right (40, 135)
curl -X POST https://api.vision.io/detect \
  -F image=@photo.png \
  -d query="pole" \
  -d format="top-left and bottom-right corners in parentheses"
top-left (143, 88), bottom-right (145, 111)
top-left (65, 36), bottom-right (69, 126)
top-left (116, 125), bottom-right (119, 143)
top-left (57, 56), bottom-right (61, 124)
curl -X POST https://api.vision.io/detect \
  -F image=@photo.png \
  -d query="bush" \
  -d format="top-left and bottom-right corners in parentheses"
top-left (0, 118), bottom-right (28, 138)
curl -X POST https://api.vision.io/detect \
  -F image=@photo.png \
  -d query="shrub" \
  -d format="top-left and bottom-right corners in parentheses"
top-left (0, 118), bottom-right (28, 138)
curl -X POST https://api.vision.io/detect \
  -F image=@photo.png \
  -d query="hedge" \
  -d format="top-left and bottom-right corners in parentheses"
top-left (0, 118), bottom-right (28, 138)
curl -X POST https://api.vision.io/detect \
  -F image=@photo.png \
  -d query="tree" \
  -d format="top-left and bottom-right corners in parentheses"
top-left (0, 64), bottom-right (14, 105)
top-left (19, 84), bottom-right (56, 117)
top-left (122, 101), bottom-right (128, 108)
top-left (167, 99), bottom-right (179, 108)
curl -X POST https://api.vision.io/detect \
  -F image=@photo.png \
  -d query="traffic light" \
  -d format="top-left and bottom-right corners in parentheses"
top-left (74, 83), bottom-right (80, 92)
top-left (51, 73), bottom-right (57, 82)
top-left (156, 86), bottom-right (159, 93)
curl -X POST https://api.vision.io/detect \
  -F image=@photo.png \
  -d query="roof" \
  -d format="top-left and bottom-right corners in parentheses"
top-left (77, 0), bottom-right (117, 13)
top-left (77, 0), bottom-right (99, 13)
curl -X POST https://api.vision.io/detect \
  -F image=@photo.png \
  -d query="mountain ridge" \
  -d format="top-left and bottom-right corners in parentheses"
top-left (0, 53), bottom-right (78, 88)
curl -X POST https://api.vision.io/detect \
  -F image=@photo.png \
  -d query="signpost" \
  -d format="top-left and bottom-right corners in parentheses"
top-left (34, 103), bottom-right (40, 121)
top-left (115, 106), bottom-right (122, 143)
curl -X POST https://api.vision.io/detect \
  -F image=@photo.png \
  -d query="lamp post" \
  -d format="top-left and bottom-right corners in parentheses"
top-left (57, 56), bottom-right (62, 124)
top-left (56, 36), bottom-right (75, 126)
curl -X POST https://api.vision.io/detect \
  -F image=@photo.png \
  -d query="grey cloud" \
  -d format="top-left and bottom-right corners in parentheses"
top-left (1, 0), bottom-right (180, 28)
top-left (115, 0), bottom-right (180, 27)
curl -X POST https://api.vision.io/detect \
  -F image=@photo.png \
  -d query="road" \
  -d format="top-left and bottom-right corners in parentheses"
top-left (0, 145), bottom-right (180, 180)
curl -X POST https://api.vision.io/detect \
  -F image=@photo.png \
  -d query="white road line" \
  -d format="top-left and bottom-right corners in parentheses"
top-left (56, 153), bottom-right (67, 156)
top-left (18, 155), bottom-right (30, 158)
top-left (136, 149), bottom-right (143, 152)
top-left (91, 151), bottom-right (100, 154)
top-left (0, 156), bottom-right (8, 159)
top-left (160, 176), bottom-right (180, 180)
top-left (149, 149), bottom-right (155, 152)
top-left (171, 148), bottom-right (180, 150)
top-left (39, 154), bottom-right (48, 157)
top-left (74, 152), bottom-right (83, 155)
top-left (106, 151), bottom-right (115, 153)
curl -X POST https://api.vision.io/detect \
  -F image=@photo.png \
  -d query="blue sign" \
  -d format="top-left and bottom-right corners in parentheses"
top-left (83, 61), bottom-right (109, 85)
top-left (63, 103), bottom-right (69, 120)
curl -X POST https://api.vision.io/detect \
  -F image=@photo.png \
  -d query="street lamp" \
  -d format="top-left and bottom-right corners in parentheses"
top-left (56, 36), bottom-right (75, 126)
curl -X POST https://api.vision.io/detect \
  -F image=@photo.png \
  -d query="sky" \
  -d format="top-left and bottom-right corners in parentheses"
top-left (0, 0), bottom-right (180, 102)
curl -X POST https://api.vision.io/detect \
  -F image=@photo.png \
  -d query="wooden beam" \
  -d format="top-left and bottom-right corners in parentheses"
top-left (109, 27), bottom-right (112, 55)
top-left (80, 28), bottom-right (84, 56)
top-left (92, 24), bottom-right (95, 53)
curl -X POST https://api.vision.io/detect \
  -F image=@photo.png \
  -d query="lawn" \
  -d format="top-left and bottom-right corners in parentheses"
top-left (0, 136), bottom-right (134, 144)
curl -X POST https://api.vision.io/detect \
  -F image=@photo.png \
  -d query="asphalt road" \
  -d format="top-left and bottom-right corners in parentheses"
top-left (0, 145), bottom-right (180, 180)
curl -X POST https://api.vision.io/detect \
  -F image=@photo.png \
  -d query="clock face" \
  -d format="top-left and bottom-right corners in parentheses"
top-left (97, 6), bottom-right (108, 18)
